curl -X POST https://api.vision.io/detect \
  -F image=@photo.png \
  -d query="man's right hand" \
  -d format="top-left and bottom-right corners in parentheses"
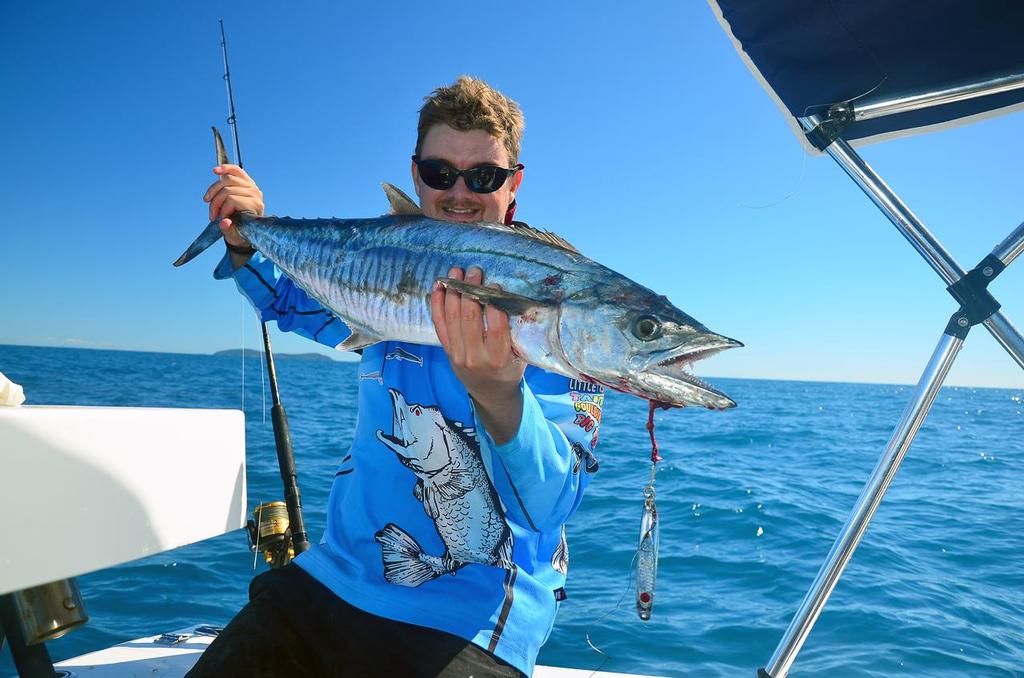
top-left (203, 164), bottom-right (264, 267)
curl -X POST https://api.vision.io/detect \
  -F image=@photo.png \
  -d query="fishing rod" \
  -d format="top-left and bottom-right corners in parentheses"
top-left (219, 18), bottom-right (310, 560)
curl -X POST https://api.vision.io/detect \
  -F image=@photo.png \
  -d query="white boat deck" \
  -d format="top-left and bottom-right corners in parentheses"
top-left (48, 625), bottom-right (663, 678)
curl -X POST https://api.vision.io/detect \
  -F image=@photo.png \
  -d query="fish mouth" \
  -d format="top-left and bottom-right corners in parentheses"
top-left (383, 389), bottom-right (413, 447)
top-left (378, 431), bottom-right (409, 449)
top-left (647, 335), bottom-right (743, 410)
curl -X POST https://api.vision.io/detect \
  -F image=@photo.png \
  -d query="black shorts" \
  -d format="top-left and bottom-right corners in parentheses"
top-left (186, 564), bottom-right (526, 678)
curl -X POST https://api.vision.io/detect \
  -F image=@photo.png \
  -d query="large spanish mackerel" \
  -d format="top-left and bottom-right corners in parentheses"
top-left (175, 206), bottom-right (742, 408)
top-left (176, 209), bottom-right (740, 407)
top-left (176, 149), bottom-right (741, 409)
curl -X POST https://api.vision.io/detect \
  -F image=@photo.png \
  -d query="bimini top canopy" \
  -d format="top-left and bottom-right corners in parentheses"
top-left (709, 0), bottom-right (1024, 153)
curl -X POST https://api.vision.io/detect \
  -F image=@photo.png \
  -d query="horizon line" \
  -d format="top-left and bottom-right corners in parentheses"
top-left (2, 342), bottom-right (1020, 392)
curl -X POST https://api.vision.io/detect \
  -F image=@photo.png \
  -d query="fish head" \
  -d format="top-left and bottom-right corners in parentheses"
top-left (376, 389), bottom-right (453, 474)
top-left (557, 287), bottom-right (741, 410)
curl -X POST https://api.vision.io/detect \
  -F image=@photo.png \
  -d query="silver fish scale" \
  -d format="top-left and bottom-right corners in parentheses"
top-left (238, 215), bottom-right (584, 345)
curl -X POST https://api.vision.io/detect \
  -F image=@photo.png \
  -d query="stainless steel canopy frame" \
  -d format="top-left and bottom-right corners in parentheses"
top-left (759, 72), bottom-right (1024, 678)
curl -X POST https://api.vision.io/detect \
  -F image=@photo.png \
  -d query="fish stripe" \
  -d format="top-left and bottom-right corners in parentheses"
top-left (488, 566), bottom-right (518, 652)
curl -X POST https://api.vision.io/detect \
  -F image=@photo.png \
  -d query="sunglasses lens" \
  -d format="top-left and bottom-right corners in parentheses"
top-left (466, 166), bottom-right (502, 193)
top-left (418, 159), bottom-right (457, 190)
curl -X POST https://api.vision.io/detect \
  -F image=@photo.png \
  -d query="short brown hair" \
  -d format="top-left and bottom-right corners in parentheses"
top-left (415, 75), bottom-right (525, 164)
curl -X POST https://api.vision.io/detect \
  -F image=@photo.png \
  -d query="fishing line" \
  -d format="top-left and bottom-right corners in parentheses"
top-left (733, 64), bottom-right (881, 210)
top-left (802, 75), bottom-right (888, 121)
top-left (801, 0), bottom-right (889, 121)
top-left (240, 295), bottom-right (245, 411)
top-left (582, 402), bottom-right (669, 674)
top-left (218, 18), bottom-right (311, 557)
top-left (583, 402), bottom-right (667, 676)
top-left (738, 0), bottom-right (888, 212)
top-left (734, 152), bottom-right (807, 210)
top-left (219, 19), bottom-right (267, 423)
top-left (733, 64), bottom-right (883, 211)
top-left (582, 549), bottom-right (641, 677)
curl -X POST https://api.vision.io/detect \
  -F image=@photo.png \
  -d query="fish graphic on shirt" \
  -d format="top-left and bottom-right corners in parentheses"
top-left (374, 389), bottom-right (513, 586)
top-left (384, 346), bottom-right (424, 366)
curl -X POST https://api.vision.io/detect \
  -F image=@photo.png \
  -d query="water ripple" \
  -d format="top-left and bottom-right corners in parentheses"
top-left (1, 346), bottom-right (1022, 677)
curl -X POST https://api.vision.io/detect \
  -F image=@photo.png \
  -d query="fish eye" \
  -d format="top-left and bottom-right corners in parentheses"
top-left (632, 316), bottom-right (661, 341)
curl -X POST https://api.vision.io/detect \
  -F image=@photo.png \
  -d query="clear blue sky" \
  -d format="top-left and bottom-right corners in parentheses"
top-left (1, 1), bottom-right (1020, 388)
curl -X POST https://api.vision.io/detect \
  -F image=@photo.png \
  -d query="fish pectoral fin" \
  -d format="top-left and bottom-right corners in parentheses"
top-left (337, 329), bottom-right (382, 352)
top-left (382, 182), bottom-right (422, 216)
top-left (432, 467), bottom-right (477, 502)
top-left (212, 126), bottom-right (230, 165)
top-left (420, 484), bottom-right (442, 518)
top-left (436, 279), bottom-right (552, 317)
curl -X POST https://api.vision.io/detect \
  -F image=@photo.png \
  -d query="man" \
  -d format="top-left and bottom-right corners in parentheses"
top-left (188, 76), bottom-right (601, 677)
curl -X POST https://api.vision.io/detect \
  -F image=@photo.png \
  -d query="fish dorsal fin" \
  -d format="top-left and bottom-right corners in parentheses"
top-left (378, 180), bottom-right (578, 253)
top-left (212, 127), bottom-right (230, 165)
top-left (487, 221), bottom-right (581, 255)
top-left (382, 182), bottom-right (423, 215)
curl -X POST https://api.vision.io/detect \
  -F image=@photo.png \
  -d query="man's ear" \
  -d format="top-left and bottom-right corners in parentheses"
top-left (411, 160), bottom-right (421, 198)
top-left (509, 166), bottom-right (523, 200)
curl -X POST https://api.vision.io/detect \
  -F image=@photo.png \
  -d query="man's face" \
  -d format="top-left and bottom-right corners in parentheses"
top-left (412, 125), bottom-right (522, 223)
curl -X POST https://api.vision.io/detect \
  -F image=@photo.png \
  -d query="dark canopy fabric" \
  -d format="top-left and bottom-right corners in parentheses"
top-left (710, 1), bottom-right (1024, 151)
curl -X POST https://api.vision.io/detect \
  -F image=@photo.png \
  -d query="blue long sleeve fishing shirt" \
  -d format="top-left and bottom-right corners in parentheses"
top-left (215, 252), bottom-right (602, 675)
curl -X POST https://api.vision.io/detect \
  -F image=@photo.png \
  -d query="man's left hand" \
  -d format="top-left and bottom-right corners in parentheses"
top-left (431, 266), bottom-right (526, 445)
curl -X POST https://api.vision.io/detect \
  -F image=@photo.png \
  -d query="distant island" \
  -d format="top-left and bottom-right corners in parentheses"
top-left (214, 349), bottom-right (336, 362)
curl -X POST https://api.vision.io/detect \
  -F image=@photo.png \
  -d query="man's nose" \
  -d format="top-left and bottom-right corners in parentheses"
top-left (447, 175), bottom-right (475, 199)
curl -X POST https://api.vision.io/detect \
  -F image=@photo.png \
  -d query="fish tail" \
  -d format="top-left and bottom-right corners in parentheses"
top-left (173, 220), bottom-right (224, 267)
top-left (374, 523), bottom-right (442, 586)
top-left (173, 127), bottom-right (236, 268)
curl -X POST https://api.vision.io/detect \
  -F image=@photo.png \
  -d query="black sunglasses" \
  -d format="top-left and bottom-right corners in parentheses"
top-left (412, 156), bottom-right (523, 194)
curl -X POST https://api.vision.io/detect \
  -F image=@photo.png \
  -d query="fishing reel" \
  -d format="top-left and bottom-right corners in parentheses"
top-left (246, 501), bottom-right (294, 569)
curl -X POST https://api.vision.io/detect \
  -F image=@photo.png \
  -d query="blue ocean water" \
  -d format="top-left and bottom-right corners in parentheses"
top-left (1, 344), bottom-right (1022, 677)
